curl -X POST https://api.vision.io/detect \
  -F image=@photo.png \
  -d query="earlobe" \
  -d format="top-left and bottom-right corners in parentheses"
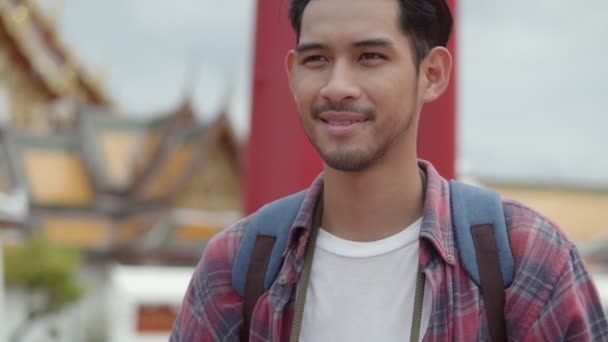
top-left (421, 47), bottom-right (452, 103)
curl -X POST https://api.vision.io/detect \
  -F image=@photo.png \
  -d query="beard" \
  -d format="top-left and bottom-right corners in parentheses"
top-left (303, 104), bottom-right (415, 173)
top-left (307, 102), bottom-right (379, 172)
top-left (323, 150), bottom-right (381, 172)
top-left (310, 130), bottom-right (401, 172)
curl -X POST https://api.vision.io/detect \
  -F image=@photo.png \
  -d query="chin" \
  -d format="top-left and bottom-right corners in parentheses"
top-left (320, 149), bottom-right (378, 173)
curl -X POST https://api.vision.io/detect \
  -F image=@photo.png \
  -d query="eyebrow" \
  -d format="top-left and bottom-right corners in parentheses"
top-left (295, 38), bottom-right (395, 53)
top-left (352, 38), bottom-right (394, 49)
top-left (294, 43), bottom-right (327, 53)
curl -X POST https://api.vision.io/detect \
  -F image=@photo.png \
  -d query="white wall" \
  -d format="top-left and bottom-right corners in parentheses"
top-left (107, 264), bottom-right (194, 342)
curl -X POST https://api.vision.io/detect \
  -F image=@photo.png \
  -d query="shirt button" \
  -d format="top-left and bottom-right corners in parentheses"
top-left (278, 275), bottom-right (288, 285)
top-left (446, 254), bottom-right (455, 264)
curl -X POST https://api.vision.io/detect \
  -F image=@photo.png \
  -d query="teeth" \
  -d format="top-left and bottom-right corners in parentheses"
top-left (328, 121), bottom-right (355, 126)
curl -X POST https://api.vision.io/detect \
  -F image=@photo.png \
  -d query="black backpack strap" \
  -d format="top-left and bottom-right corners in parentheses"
top-left (450, 180), bottom-right (513, 342)
top-left (472, 224), bottom-right (508, 342)
top-left (241, 235), bottom-right (276, 342)
top-left (233, 191), bottom-right (307, 341)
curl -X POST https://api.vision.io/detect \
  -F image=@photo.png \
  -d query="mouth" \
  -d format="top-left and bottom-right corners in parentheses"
top-left (317, 111), bottom-right (368, 136)
top-left (318, 111), bottom-right (368, 124)
top-left (321, 119), bottom-right (367, 126)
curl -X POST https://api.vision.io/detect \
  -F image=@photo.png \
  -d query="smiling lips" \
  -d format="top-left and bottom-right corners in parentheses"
top-left (318, 111), bottom-right (368, 136)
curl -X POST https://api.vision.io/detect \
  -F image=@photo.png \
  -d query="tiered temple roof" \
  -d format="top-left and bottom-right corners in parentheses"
top-left (0, 102), bottom-right (242, 264)
top-left (0, 0), bottom-right (108, 103)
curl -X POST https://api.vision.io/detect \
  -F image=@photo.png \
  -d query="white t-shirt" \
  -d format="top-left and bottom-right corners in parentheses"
top-left (299, 218), bottom-right (432, 342)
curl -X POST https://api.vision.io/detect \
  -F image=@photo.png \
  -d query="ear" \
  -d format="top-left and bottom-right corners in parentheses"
top-left (285, 49), bottom-right (297, 93)
top-left (419, 47), bottom-right (452, 103)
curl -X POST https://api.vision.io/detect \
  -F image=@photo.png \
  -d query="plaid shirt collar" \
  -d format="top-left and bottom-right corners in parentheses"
top-left (285, 160), bottom-right (455, 266)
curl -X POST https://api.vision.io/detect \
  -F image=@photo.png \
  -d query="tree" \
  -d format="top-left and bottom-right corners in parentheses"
top-left (3, 233), bottom-right (86, 342)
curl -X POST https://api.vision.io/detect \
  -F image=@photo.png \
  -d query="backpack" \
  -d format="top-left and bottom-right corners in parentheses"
top-left (232, 180), bottom-right (515, 342)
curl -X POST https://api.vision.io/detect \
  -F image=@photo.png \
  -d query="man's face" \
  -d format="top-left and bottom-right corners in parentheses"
top-left (287, 0), bottom-right (424, 172)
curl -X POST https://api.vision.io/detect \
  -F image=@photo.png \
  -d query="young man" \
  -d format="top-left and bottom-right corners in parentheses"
top-left (171, 0), bottom-right (608, 340)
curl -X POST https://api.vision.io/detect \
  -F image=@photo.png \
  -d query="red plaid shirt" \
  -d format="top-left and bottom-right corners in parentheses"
top-left (171, 161), bottom-right (608, 341)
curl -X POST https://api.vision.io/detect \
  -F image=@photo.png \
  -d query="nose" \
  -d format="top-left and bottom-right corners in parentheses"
top-left (319, 61), bottom-right (362, 103)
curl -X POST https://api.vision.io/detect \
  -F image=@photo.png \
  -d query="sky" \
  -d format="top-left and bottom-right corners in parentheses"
top-left (458, 0), bottom-right (608, 187)
top-left (37, 0), bottom-right (608, 188)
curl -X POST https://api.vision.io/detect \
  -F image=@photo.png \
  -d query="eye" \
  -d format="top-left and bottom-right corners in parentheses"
top-left (302, 55), bottom-right (328, 65)
top-left (359, 53), bottom-right (385, 61)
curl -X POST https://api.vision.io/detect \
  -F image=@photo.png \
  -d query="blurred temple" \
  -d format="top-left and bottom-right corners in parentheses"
top-left (0, 0), bottom-right (109, 132)
top-left (0, 99), bottom-right (243, 341)
top-left (0, 101), bottom-right (242, 264)
top-left (0, 1), bottom-right (243, 266)
top-left (0, 2), bottom-right (245, 339)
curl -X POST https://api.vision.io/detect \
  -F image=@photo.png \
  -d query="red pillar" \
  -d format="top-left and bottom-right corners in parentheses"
top-left (244, 1), bottom-right (321, 214)
top-left (418, 0), bottom-right (457, 180)
top-left (245, 0), bottom-right (456, 214)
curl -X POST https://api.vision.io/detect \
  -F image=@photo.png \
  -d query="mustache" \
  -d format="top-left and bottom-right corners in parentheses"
top-left (312, 102), bottom-right (376, 120)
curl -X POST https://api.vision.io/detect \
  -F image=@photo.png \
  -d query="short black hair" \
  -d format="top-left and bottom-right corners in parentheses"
top-left (288, 0), bottom-right (453, 65)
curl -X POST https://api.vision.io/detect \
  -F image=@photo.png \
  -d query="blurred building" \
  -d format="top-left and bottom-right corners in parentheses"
top-left (1, 101), bottom-right (243, 340)
top-left (0, 0), bottom-right (108, 132)
top-left (0, 101), bottom-right (243, 264)
top-left (0, 0), bottom-right (244, 267)
top-left (476, 181), bottom-right (608, 272)
top-left (0, 2), bottom-right (246, 339)
top-left (486, 184), bottom-right (608, 245)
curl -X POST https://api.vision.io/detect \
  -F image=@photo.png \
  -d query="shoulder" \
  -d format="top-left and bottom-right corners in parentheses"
top-left (198, 216), bottom-right (251, 279)
top-left (200, 188), bottom-right (310, 277)
top-left (503, 199), bottom-right (575, 281)
top-left (502, 199), bottom-right (580, 328)
top-left (502, 199), bottom-right (608, 339)
top-left (171, 217), bottom-right (253, 340)
top-left (181, 216), bottom-right (251, 310)
top-left (503, 198), bottom-right (575, 270)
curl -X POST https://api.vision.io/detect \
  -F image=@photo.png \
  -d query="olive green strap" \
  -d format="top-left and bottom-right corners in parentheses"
top-left (409, 269), bottom-right (426, 342)
top-left (289, 197), bottom-right (322, 342)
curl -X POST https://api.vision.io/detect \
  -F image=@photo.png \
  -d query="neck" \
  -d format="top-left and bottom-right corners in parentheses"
top-left (321, 154), bottom-right (425, 242)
